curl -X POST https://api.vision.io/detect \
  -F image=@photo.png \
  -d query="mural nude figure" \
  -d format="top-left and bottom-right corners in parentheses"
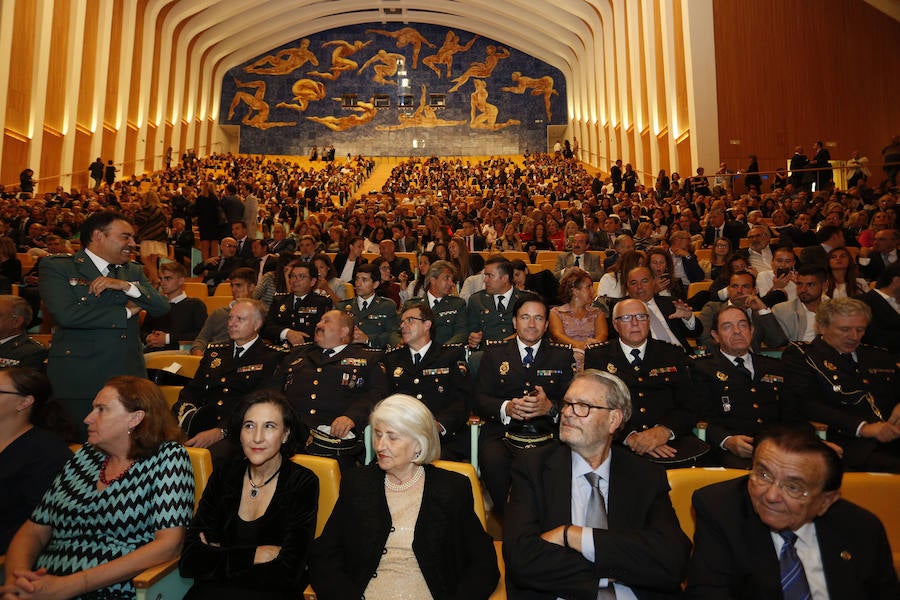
top-left (422, 31), bottom-right (479, 78)
top-left (227, 78), bottom-right (296, 129)
top-left (470, 79), bottom-right (520, 131)
top-left (447, 45), bottom-right (510, 92)
top-left (377, 84), bottom-right (466, 131)
top-left (358, 50), bottom-right (406, 85)
top-left (276, 79), bottom-right (327, 112)
top-left (243, 39), bottom-right (319, 75)
top-left (366, 27), bottom-right (435, 69)
top-left (308, 39), bottom-right (372, 81)
top-left (501, 71), bottom-right (559, 120)
top-left (307, 99), bottom-right (378, 132)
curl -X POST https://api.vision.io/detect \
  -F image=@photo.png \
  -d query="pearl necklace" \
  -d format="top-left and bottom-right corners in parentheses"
top-left (246, 462), bottom-right (282, 499)
top-left (384, 466), bottom-right (424, 492)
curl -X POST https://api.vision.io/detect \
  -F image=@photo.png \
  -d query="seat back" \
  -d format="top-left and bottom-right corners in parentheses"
top-left (183, 282), bottom-right (209, 298)
top-left (839, 472), bottom-right (900, 569)
top-left (667, 467), bottom-right (746, 540)
top-left (185, 446), bottom-right (214, 511)
top-left (213, 282), bottom-right (232, 296)
top-left (290, 454), bottom-right (341, 537)
top-left (160, 385), bottom-right (183, 409)
top-left (145, 354), bottom-right (202, 379)
top-left (433, 459), bottom-right (487, 529)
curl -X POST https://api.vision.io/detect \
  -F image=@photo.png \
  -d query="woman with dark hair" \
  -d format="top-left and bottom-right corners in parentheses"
top-left (180, 391), bottom-right (318, 600)
top-left (312, 253), bottom-right (347, 302)
top-left (405, 251), bottom-right (438, 301)
top-left (647, 247), bottom-right (687, 301)
top-left (0, 367), bottom-right (72, 553)
top-left (254, 253), bottom-right (299, 309)
top-left (0, 236), bottom-right (22, 285)
top-left (699, 238), bottom-right (732, 282)
top-left (432, 241), bottom-right (449, 262)
top-left (195, 181), bottom-right (222, 261)
top-left (371, 257), bottom-right (402, 308)
top-left (530, 222), bottom-right (555, 251)
top-left (2, 376), bottom-right (193, 598)
top-left (825, 247), bottom-right (867, 298)
top-left (448, 236), bottom-right (473, 280)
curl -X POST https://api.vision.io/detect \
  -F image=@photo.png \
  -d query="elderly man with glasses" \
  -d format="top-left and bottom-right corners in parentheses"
top-left (585, 298), bottom-right (708, 466)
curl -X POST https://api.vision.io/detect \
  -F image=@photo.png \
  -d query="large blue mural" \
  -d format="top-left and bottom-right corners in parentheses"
top-left (220, 23), bottom-right (567, 157)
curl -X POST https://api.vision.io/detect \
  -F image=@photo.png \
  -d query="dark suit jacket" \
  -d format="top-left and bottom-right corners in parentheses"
top-left (388, 255), bottom-right (413, 280)
top-left (859, 252), bottom-right (894, 281)
top-left (799, 244), bottom-right (829, 268)
top-left (332, 253), bottom-right (367, 282)
top-left (193, 255), bottom-right (248, 287)
top-left (141, 296), bottom-right (208, 351)
top-left (649, 295), bottom-right (703, 351)
top-left (697, 302), bottom-right (787, 353)
top-left (310, 464), bottom-right (499, 600)
top-left (234, 237), bottom-right (253, 260)
top-left (39, 251), bottom-right (170, 400)
top-left (268, 238), bottom-right (297, 255)
top-left (686, 476), bottom-right (899, 599)
top-left (179, 459), bottom-right (318, 597)
top-left (703, 221), bottom-right (748, 250)
top-left (859, 289), bottom-right (900, 354)
top-left (170, 229), bottom-right (195, 262)
top-left (504, 444), bottom-right (691, 599)
top-left (779, 226), bottom-right (817, 248)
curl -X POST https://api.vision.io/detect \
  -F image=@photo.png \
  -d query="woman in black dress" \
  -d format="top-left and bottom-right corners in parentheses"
top-left (195, 181), bottom-right (221, 261)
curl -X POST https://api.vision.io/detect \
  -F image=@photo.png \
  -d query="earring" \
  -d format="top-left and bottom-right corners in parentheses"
top-left (414, 450), bottom-right (421, 459)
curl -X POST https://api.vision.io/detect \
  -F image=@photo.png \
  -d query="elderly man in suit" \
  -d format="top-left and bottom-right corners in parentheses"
top-left (858, 228), bottom-right (899, 281)
top-left (504, 369), bottom-right (691, 599)
top-left (772, 266), bottom-right (826, 343)
top-left (625, 266), bottom-right (701, 351)
top-left (686, 422), bottom-right (898, 598)
top-left (553, 232), bottom-right (603, 281)
top-left (702, 207), bottom-right (748, 250)
top-left (39, 211), bottom-right (169, 432)
top-left (859, 262), bottom-right (900, 354)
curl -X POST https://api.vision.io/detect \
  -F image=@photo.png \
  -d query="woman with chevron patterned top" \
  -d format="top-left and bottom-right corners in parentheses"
top-left (180, 391), bottom-right (318, 599)
top-left (1, 376), bottom-right (194, 600)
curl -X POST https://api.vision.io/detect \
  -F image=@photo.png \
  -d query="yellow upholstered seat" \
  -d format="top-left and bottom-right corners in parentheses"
top-left (290, 454), bottom-right (342, 537)
top-left (666, 467), bottom-right (746, 540)
top-left (145, 354), bottom-right (202, 379)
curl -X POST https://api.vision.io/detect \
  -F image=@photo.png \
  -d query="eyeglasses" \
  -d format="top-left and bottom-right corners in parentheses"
top-left (561, 400), bottom-right (615, 418)
top-left (749, 467), bottom-right (811, 500)
top-left (400, 317), bottom-right (428, 325)
top-left (613, 313), bottom-right (650, 322)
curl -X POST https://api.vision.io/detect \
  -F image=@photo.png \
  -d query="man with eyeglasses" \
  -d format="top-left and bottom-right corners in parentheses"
top-left (686, 422), bottom-right (898, 598)
top-left (262, 261), bottom-right (332, 346)
top-left (692, 306), bottom-right (793, 468)
top-left (504, 369), bottom-right (691, 599)
top-left (475, 293), bottom-right (575, 516)
top-left (382, 304), bottom-right (469, 458)
top-left (585, 298), bottom-right (707, 466)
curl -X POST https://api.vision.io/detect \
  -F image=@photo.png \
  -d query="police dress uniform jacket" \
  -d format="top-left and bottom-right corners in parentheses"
top-left (402, 295), bottom-right (468, 345)
top-left (686, 476), bottom-right (899, 599)
top-left (691, 351), bottom-right (793, 467)
top-left (475, 338), bottom-right (575, 439)
top-left (336, 296), bottom-right (400, 349)
top-left (141, 297), bottom-right (208, 351)
top-left (466, 287), bottom-right (528, 344)
top-left (174, 340), bottom-right (287, 436)
top-left (382, 343), bottom-right (469, 436)
top-left (262, 292), bottom-right (332, 344)
top-left (781, 338), bottom-right (899, 469)
top-left (273, 343), bottom-right (388, 432)
top-left (39, 251), bottom-right (170, 400)
top-left (504, 444), bottom-right (691, 600)
top-left (309, 464), bottom-right (499, 600)
top-left (584, 339), bottom-right (700, 448)
top-left (0, 333), bottom-right (48, 369)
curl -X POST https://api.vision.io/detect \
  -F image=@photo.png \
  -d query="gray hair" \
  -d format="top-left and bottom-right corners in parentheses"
top-left (815, 297), bottom-right (871, 328)
top-left (231, 298), bottom-right (267, 326)
top-left (573, 369), bottom-right (632, 424)
top-left (370, 394), bottom-right (441, 465)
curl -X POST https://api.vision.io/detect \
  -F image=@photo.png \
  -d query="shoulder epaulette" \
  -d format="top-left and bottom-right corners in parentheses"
top-left (264, 342), bottom-right (290, 352)
top-left (442, 342), bottom-right (465, 349)
top-left (584, 341), bottom-right (609, 351)
top-left (48, 252), bottom-right (72, 257)
top-left (360, 346), bottom-right (384, 353)
top-left (547, 340), bottom-right (573, 350)
top-left (485, 338), bottom-right (506, 346)
top-left (690, 352), bottom-right (712, 360)
top-left (386, 344), bottom-right (408, 353)
top-left (272, 291), bottom-right (291, 298)
top-left (208, 342), bottom-right (230, 349)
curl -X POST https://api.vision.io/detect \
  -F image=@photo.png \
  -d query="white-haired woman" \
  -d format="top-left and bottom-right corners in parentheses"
top-left (310, 394), bottom-right (498, 600)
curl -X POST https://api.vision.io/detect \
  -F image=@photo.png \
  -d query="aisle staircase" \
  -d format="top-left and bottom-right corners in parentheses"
top-left (353, 158), bottom-right (397, 199)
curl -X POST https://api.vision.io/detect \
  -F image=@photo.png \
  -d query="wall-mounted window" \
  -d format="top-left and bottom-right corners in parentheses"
top-left (373, 95), bottom-right (390, 108)
top-left (428, 94), bottom-right (446, 108)
top-left (341, 94), bottom-right (358, 108)
top-left (398, 94), bottom-right (414, 107)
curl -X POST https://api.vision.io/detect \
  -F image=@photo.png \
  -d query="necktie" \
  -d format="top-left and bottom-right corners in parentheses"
top-left (361, 299), bottom-right (368, 312)
top-left (841, 352), bottom-right (857, 368)
top-left (523, 346), bottom-right (534, 368)
top-left (107, 264), bottom-right (121, 278)
top-left (413, 352), bottom-right (421, 366)
top-left (584, 473), bottom-right (617, 599)
top-left (734, 356), bottom-right (752, 379)
top-left (778, 530), bottom-right (812, 600)
top-left (574, 255), bottom-right (581, 267)
top-left (630, 348), bottom-right (642, 366)
top-left (496, 295), bottom-right (505, 312)
top-left (322, 348), bottom-right (333, 359)
top-left (647, 307), bottom-right (680, 347)
top-left (238, 240), bottom-right (244, 254)
top-left (234, 346), bottom-right (244, 359)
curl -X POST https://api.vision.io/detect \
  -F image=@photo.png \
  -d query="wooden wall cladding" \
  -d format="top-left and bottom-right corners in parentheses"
top-left (713, 0), bottom-right (900, 178)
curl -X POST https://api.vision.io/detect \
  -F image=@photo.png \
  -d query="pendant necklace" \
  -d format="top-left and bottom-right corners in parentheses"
top-left (246, 462), bottom-right (281, 499)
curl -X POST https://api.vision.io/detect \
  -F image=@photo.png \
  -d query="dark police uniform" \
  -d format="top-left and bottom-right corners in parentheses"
top-left (173, 339), bottom-right (287, 437)
top-left (782, 338), bottom-right (900, 472)
top-left (336, 296), bottom-right (400, 349)
top-left (691, 350), bottom-right (790, 468)
top-left (262, 291), bottom-right (332, 344)
top-left (466, 288), bottom-right (528, 344)
top-left (383, 341), bottom-right (470, 456)
top-left (0, 333), bottom-right (48, 370)
top-left (475, 337), bottom-right (575, 513)
top-left (402, 295), bottom-right (468, 345)
top-left (584, 338), bottom-right (708, 465)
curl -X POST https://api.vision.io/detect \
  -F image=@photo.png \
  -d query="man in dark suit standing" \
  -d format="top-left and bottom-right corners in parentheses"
top-left (859, 262), bottom-right (900, 354)
top-left (169, 217), bottom-right (194, 268)
top-left (504, 369), bottom-right (691, 599)
top-left (610, 159), bottom-right (623, 193)
top-left (686, 423), bottom-right (898, 598)
top-left (231, 221), bottom-right (254, 260)
top-left (625, 266), bottom-right (702, 351)
top-left (461, 219), bottom-right (487, 252)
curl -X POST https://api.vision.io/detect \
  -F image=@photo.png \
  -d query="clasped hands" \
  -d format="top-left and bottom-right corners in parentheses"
top-left (1, 567), bottom-right (78, 600)
top-left (507, 386), bottom-right (551, 421)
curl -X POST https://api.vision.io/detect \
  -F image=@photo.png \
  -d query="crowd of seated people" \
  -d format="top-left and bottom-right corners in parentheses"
top-left (1, 147), bottom-right (899, 597)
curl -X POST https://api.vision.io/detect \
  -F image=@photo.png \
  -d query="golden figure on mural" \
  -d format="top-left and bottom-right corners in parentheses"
top-left (242, 39), bottom-right (319, 75)
top-left (358, 49), bottom-right (406, 85)
top-left (501, 71), bottom-right (558, 121)
top-left (469, 79), bottom-right (520, 131)
top-left (307, 39), bottom-right (372, 81)
top-left (377, 84), bottom-right (466, 131)
top-left (227, 78), bottom-right (296, 129)
top-left (447, 45), bottom-right (511, 92)
top-left (422, 31), bottom-right (480, 78)
top-left (365, 27), bottom-right (435, 69)
top-left (307, 99), bottom-right (378, 131)
top-left (275, 79), bottom-right (327, 112)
